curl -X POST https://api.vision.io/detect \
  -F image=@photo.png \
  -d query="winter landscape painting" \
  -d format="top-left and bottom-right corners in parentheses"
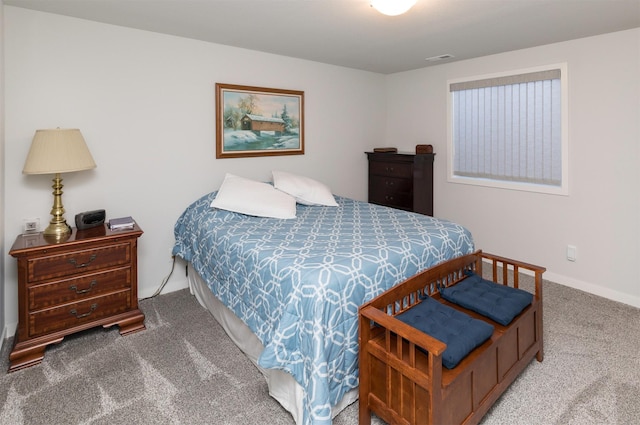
top-left (215, 83), bottom-right (304, 158)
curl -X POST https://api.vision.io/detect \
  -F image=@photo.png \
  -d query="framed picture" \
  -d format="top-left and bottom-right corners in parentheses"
top-left (215, 83), bottom-right (304, 158)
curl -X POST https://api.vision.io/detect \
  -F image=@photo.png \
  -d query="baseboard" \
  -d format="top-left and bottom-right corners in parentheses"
top-left (148, 259), bottom-right (640, 308)
top-left (543, 270), bottom-right (640, 309)
top-left (138, 256), bottom-right (190, 299)
top-left (3, 277), bottom-right (188, 340)
top-left (481, 258), bottom-right (640, 309)
top-left (3, 321), bottom-right (16, 340)
top-left (139, 276), bottom-right (189, 299)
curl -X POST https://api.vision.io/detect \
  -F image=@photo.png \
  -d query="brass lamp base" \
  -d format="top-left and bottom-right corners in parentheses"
top-left (43, 173), bottom-right (72, 242)
top-left (43, 221), bottom-right (71, 240)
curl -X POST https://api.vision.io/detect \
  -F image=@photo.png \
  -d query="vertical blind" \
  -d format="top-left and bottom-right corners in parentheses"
top-left (450, 69), bottom-right (562, 186)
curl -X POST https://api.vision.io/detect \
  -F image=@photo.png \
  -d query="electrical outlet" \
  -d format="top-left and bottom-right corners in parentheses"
top-left (23, 218), bottom-right (40, 234)
top-left (566, 245), bottom-right (577, 262)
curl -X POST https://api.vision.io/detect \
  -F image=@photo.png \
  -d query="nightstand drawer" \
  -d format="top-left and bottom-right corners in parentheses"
top-left (28, 268), bottom-right (132, 310)
top-left (369, 161), bottom-right (413, 179)
top-left (27, 243), bottom-right (131, 283)
top-left (29, 291), bottom-right (131, 337)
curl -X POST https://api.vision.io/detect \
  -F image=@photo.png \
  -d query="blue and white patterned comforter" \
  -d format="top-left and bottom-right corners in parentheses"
top-left (172, 193), bottom-right (474, 425)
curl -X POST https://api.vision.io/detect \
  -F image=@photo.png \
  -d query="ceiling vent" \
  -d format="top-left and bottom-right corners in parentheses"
top-left (425, 54), bottom-right (455, 62)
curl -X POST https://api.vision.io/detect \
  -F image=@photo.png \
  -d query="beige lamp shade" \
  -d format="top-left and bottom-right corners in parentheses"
top-left (23, 128), bottom-right (97, 175)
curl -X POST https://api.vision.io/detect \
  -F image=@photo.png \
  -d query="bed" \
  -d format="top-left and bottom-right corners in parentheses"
top-left (171, 175), bottom-right (474, 425)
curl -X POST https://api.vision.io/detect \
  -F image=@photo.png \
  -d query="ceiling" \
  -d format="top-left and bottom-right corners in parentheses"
top-left (5, 0), bottom-right (640, 74)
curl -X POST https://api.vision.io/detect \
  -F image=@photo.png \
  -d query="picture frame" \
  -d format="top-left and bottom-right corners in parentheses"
top-left (215, 83), bottom-right (304, 158)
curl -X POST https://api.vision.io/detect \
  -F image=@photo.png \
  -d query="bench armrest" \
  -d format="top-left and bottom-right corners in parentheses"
top-left (360, 304), bottom-right (447, 356)
top-left (480, 252), bottom-right (546, 300)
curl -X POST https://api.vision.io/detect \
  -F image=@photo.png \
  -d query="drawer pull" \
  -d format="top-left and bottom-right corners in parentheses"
top-left (385, 181), bottom-right (395, 187)
top-left (69, 303), bottom-right (98, 319)
top-left (69, 280), bottom-right (97, 295)
top-left (68, 254), bottom-right (97, 268)
top-left (385, 167), bottom-right (395, 172)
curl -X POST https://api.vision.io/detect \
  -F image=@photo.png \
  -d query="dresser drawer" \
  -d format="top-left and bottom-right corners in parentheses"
top-left (28, 268), bottom-right (132, 310)
top-left (29, 291), bottom-right (131, 337)
top-left (370, 193), bottom-right (413, 210)
top-left (369, 161), bottom-right (413, 179)
top-left (27, 243), bottom-right (131, 283)
top-left (369, 193), bottom-right (413, 210)
top-left (369, 175), bottom-right (413, 210)
top-left (369, 175), bottom-right (412, 194)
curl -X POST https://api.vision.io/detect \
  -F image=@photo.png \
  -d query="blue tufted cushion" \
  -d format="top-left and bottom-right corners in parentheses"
top-left (395, 296), bottom-right (494, 369)
top-left (440, 271), bottom-right (533, 326)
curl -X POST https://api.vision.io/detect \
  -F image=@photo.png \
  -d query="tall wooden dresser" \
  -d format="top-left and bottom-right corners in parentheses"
top-left (8, 223), bottom-right (146, 372)
top-left (366, 151), bottom-right (435, 216)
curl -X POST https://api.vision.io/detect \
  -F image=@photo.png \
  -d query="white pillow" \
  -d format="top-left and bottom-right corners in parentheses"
top-left (211, 173), bottom-right (296, 219)
top-left (272, 170), bottom-right (338, 206)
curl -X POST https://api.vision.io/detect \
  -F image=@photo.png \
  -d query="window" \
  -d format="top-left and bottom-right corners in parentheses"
top-left (447, 64), bottom-right (568, 195)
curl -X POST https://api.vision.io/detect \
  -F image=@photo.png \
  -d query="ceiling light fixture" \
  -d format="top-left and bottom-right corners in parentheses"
top-left (371, 0), bottom-right (417, 16)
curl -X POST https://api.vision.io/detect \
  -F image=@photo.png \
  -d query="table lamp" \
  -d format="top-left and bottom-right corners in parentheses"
top-left (22, 128), bottom-right (97, 240)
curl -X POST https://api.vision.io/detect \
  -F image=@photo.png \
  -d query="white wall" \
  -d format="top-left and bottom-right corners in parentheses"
top-left (0, 1), bottom-right (6, 345)
top-left (4, 7), bottom-right (639, 340)
top-left (3, 7), bottom-right (386, 335)
top-left (386, 28), bottom-right (640, 308)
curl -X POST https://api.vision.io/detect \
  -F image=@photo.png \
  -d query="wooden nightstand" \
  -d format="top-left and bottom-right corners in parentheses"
top-left (8, 222), bottom-right (146, 372)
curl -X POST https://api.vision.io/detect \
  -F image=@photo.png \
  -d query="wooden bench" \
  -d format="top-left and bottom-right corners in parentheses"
top-left (358, 250), bottom-right (545, 425)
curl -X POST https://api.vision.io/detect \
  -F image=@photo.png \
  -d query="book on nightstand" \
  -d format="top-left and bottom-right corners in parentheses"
top-left (109, 216), bottom-right (135, 230)
top-left (373, 147), bottom-right (398, 153)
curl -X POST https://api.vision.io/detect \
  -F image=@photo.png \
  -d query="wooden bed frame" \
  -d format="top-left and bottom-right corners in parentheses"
top-left (358, 250), bottom-right (545, 425)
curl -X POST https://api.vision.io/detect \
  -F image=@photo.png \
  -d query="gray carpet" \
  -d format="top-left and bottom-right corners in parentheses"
top-left (0, 276), bottom-right (639, 424)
